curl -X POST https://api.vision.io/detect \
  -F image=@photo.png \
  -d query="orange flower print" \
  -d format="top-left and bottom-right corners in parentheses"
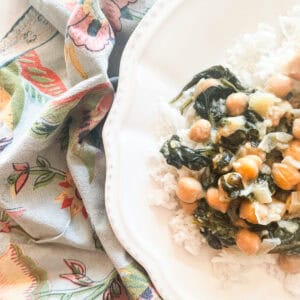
top-left (56, 173), bottom-right (88, 218)
top-left (0, 244), bottom-right (47, 299)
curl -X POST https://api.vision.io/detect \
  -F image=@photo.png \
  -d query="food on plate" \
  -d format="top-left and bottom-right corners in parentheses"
top-left (160, 63), bottom-right (300, 263)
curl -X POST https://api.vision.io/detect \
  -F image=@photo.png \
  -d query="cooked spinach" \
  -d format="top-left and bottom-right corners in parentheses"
top-left (194, 199), bottom-right (237, 249)
top-left (265, 149), bottom-right (283, 167)
top-left (220, 129), bottom-right (247, 152)
top-left (160, 135), bottom-right (216, 170)
top-left (244, 119), bottom-right (260, 140)
top-left (257, 173), bottom-right (276, 195)
top-left (214, 151), bottom-right (233, 174)
top-left (244, 109), bottom-right (264, 124)
top-left (220, 172), bottom-right (244, 199)
top-left (181, 65), bottom-right (246, 93)
top-left (265, 219), bottom-right (300, 255)
top-left (269, 117), bottom-right (293, 134)
top-left (227, 198), bottom-right (243, 224)
top-left (274, 188), bottom-right (290, 202)
top-left (220, 125), bottom-right (260, 153)
top-left (193, 87), bottom-right (228, 126)
top-left (200, 166), bottom-right (219, 190)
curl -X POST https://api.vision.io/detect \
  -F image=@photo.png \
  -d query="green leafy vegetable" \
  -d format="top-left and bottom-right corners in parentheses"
top-left (213, 152), bottom-right (233, 174)
top-left (160, 135), bottom-right (216, 170)
top-left (194, 199), bottom-right (237, 249)
top-left (193, 87), bottom-right (228, 126)
top-left (180, 65), bottom-right (246, 94)
top-left (227, 199), bottom-right (243, 224)
top-left (257, 173), bottom-right (276, 195)
top-left (266, 220), bottom-right (300, 255)
top-left (265, 149), bottom-right (283, 167)
top-left (244, 109), bottom-right (264, 124)
top-left (220, 126), bottom-right (259, 153)
top-left (269, 117), bottom-right (293, 134)
top-left (220, 129), bottom-right (247, 152)
top-left (171, 65), bottom-right (248, 113)
top-left (220, 172), bottom-right (244, 199)
top-left (200, 167), bottom-right (219, 189)
top-left (274, 188), bottom-right (290, 202)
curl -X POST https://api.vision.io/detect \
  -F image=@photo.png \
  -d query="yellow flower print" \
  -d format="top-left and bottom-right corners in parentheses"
top-left (0, 244), bottom-right (47, 299)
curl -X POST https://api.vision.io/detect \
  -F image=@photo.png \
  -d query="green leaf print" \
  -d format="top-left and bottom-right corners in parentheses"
top-left (119, 262), bottom-right (161, 300)
top-left (31, 120), bottom-right (60, 137)
top-left (36, 156), bottom-right (51, 168)
top-left (33, 172), bottom-right (56, 189)
top-left (27, 66), bottom-right (46, 75)
top-left (31, 101), bottom-right (78, 138)
top-left (31, 75), bottom-right (54, 83)
top-left (25, 82), bottom-right (50, 104)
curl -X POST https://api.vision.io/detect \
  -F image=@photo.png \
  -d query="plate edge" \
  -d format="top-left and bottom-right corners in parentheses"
top-left (103, 0), bottom-right (183, 299)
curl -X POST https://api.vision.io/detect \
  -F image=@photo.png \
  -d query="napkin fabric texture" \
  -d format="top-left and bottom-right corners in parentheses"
top-left (0, 1), bottom-right (160, 299)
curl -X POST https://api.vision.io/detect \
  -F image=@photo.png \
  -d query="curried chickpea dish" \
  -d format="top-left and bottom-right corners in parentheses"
top-left (160, 62), bottom-right (300, 273)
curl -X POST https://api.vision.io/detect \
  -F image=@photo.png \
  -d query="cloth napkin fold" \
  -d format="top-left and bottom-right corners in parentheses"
top-left (0, 0), bottom-right (160, 299)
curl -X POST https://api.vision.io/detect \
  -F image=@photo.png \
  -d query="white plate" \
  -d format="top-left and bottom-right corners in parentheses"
top-left (103, 1), bottom-right (299, 299)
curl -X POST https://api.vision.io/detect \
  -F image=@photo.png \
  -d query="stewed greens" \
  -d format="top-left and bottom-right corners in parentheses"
top-left (160, 64), bottom-right (300, 258)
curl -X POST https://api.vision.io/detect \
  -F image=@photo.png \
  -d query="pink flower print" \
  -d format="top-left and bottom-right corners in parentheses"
top-left (0, 221), bottom-right (11, 233)
top-left (60, 259), bottom-right (94, 287)
top-left (5, 207), bottom-right (26, 218)
top-left (7, 163), bottom-right (30, 195)
top-left (67, 5), bottom-right (114, 52)
top-left (101, 0), bottom-right (137, 32)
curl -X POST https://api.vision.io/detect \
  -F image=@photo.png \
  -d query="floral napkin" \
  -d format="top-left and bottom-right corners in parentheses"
top-left (0, 0), bottom-right (161, 299)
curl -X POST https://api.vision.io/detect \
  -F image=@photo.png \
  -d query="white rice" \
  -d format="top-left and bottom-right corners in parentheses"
top-left (149, 5), bottom-right (300, 296)
top-left (169, 209), bottom-right (205, 256)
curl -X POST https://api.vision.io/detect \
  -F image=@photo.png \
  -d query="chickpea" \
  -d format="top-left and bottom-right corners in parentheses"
top-left (189, 119), bottom-right (211, 142)
top-left (233, 156), bottom-right (260, 181)
top-left (180, 200), bottom-right (198, 215)
top-left (284, 140), bottom-right (300, 161)
top-left (239, 142), bottom-right (266, 161)
top-left (286, 193), bottom-right (300, 216)
top-left (292, 118), bottom-right (300, 139)
top-left (226, 92), bottom-right (248, 116)
top-left (236, 229), bottom-right (261, 256)
top-left (271, 163), bottom-right (300, 190)
top-left (249, 92), bottom-right (276, 117)
top-left (245, 155), bottom-right (263, 168)
top-left (176, 177), bottom-right (202, 203)
top-left (285, 53), bottom-right (300, 81)
top-left (265, 74), bottom-right (293, 98)
top-left (239, 200), bottom-right (259, 224)
top-left (206, 188), bottom-right (229, 213)
top-left (278, 255), bottom-right (300, 274)
top-left (194, 78), bottom-right (220, 98)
